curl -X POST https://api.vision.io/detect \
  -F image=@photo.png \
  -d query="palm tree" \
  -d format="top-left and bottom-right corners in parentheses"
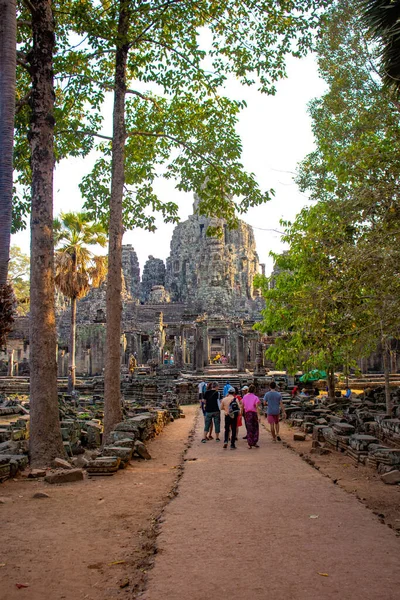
top-left (54, 212), bottom-right (107, 393)
top-left (357, 1), bottom-right (400, 90)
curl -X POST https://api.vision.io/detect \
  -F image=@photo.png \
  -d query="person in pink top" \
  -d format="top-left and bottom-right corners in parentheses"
top-left (242, 384), bottom-right (261, 448)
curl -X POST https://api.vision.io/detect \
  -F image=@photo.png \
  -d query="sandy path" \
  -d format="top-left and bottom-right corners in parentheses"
top-left (0, 406), bottom-right (197, 600)
top-left (143, 415), bottom-right (400, 600)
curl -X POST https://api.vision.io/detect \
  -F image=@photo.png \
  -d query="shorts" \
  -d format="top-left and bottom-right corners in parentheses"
top-left (267, 414), bottom-right (279, 424)
top-left (204, 411), bottom-right (221, 434)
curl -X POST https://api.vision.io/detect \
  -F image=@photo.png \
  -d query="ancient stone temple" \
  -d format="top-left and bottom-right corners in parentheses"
top-left (165, 195), bottom-right (263, 317)
top-left (1, 195), bottom-right (269, 376)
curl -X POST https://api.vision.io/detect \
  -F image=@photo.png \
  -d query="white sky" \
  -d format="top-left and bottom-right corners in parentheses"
top-left (12, 54), bottom-right (326, 277)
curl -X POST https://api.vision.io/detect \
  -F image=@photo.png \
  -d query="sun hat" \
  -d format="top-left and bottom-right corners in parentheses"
top-left (241, 385), bottom-right (249, 391)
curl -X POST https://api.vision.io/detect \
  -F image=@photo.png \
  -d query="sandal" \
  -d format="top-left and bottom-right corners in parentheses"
top-left (207, 435), bottom-right (214, 440)
top-left (201, 439), bottom-right (207, 443)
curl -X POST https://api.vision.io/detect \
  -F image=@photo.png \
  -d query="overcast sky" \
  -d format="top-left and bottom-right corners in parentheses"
top-left (12, 54), bottom-right (326, 276)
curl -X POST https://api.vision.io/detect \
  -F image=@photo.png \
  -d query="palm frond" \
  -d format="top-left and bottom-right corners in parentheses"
top-left (357, 0), bottom-right (400, 90)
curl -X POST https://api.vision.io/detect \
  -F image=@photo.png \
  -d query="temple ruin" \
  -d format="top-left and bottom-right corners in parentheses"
top-left (2, 195), bottom-right (268, 378)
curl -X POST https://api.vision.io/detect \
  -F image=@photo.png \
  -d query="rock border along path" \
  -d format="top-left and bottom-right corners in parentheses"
top-left (142, 411), bottom-right (400, 600)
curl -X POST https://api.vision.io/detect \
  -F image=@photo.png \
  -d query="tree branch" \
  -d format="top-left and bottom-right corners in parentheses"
top-left (126, 89), bottom-right (161, 110)
top-left (16, 90), bottom-right (32, 113)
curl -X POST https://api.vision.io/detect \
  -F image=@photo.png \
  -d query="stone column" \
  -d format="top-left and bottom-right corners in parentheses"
top-left (174, 336), bottom-right (184, 369)
top-left (237, 334), bottom-right (245, 372)
top-left (254, 342), bottom-right (264, 375)
top-left (181, 328), bottom-right (187, 364)
top-left (195, 326), bottom-right (204, 373)
top-left (135, 333), bottom-right (142, 365)
top-left (8, 350), bottom-right (14, 377)
top-left (203, 325), bottom-right (209, 366)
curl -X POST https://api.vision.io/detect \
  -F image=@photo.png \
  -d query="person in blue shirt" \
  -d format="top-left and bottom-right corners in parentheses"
top-left (344, 387), bottom-right (352, 400)
top-left (264, 381), bottom-right (286, 442)
top-left (223, 381), bottom-right (231, 397)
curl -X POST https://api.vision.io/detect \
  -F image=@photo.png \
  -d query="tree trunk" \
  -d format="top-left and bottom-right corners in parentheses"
top-left (103, 0), bottom-right (130, 440)
top-left (29, 0), bottom-right (64, 466)
top-left (68, 296), bottom-right (76, 393)
top-left (382, 339), bottom-right (393, 416)
top-left (0, 0), bottom-right (16, 286)
top-left (327, 366), bottom-right (335, 399)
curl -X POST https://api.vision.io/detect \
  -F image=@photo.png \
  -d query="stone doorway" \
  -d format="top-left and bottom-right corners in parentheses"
top-left (209, 336), bottom-right (228, 363)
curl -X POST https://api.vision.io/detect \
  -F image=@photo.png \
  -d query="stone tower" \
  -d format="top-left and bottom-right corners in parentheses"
top-left (141, 256), bottom-right (166, 302)
top-left (121, 245), bottom-right (140, 300)
top-left (165, 195), bottom-right (261, 316)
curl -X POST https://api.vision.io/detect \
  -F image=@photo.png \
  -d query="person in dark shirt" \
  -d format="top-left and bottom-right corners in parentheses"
top-left (201, 382), bottom-right (221, 443)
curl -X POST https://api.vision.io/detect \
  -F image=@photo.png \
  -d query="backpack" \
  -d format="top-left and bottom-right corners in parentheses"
top-left (202, 382), bottom-right (207, 395)
top-left (228, 397), bottom-right (240, 418)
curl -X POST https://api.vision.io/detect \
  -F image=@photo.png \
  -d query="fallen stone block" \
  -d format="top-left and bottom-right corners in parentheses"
top-left (71, 455), bottom-right (89, 468)
top-left (134, 440), bottom-right (152, 460)
top-left (102, 446), bottom-right (133, 465)
top-left (53, 458), bottom-right (72, 470)
top-left (85, 456), bottom-right (120, 476)
top-left (381, 470), bottom-right (400, 485)
top-left (45, 469), bottom-right (84, 484)
top-left (28, 469), bottom-right (47, 479)
top-left (111, 437), bottom-right (136, 448)
top-left (32, 492), bottom-right (50, 499)
top-left (294, 433), bottom-right (306, 441)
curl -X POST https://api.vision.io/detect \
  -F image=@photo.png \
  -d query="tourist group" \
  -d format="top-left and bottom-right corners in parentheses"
top-left (198, 381), bottom-right (287, 450)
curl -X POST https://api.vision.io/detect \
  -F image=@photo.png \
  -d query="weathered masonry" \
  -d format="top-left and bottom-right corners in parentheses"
top-left (2, 195), bottom-right (269, 376)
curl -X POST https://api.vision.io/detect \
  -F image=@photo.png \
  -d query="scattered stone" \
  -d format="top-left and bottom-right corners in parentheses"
top-left (32, 492), bottom-right (50, 499)
top-left (85, 457), bottom-right (120, 476)
top-left (102, 446), bottom-right (133, 466)
top-left (53, 458), bottom-right (72, 470)
top-left (44, 469), bottom-right (84, 484)
top-left (381, 470), bottom-right (400, 485)
top-left (0, 496), bottom-right (12, 504)
top-left (71, 456), bottom-right (89, 468)
top-left (134, 440), bottom-right (152, 460)
top-left (294, 433), bottom-right (306, 441)
top-left (28, 469), bottom-right (46, 479)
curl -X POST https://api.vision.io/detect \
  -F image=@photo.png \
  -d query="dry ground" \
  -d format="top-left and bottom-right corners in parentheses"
top-left (277, 421), bottom-right (400, 532)
top-left (143, 414), bottom-right (400, 600)
top-left (0, 406), bottom-right (198, 600)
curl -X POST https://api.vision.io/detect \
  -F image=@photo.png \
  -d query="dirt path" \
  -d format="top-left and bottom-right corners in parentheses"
top-left (0, 406), bottom-right (197, 600)
top-left (143, 415), bottom-right (400, 600)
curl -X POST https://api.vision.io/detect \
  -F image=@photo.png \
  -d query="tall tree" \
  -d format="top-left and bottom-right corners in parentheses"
top-left (72, 0), bottom-right (329, 437)
top-left (254, 202), bottom-right (370, 398)
top-left (54, 212), bottom-right (107, 393)
top-left (28, 0), bottom-right (64, 466)
top-left (0, 0), bottom-right (17, 348)
top-left (296, 0), bottom-right (400, 411)
top-left (0, 0), bottom-right (16, 282)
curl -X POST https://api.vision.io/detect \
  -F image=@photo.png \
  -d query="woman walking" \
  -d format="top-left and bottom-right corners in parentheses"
top-left (242, 384), bottom-right (261, 448)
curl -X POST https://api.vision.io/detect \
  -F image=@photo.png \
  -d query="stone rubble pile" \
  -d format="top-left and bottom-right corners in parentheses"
top-left (286, 387), bottom-right (400, 485)
top-left (0, 389), bottom-right (183, 483)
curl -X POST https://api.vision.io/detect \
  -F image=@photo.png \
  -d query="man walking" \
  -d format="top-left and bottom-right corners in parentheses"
top-left (264, 381), bottom-right (286, 442)
top-left (220, 386), bottom-right (241, 449)
top-left (201, 382), bottom-right (221, 443)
